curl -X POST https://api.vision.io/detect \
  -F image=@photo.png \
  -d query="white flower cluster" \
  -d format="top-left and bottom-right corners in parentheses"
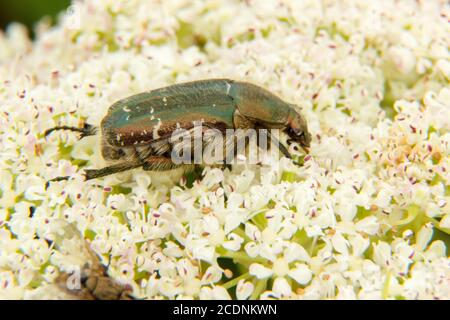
top-left (0, 0), bottom-right (449, 299)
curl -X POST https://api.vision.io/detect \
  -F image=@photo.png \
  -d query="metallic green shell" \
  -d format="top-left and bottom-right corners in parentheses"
top-left (101, 79), bottom-right (293, 148)
top-left (102, 79), bottom-right (237, 147)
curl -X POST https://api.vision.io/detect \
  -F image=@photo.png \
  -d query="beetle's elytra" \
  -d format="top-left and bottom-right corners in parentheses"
top-left (45, 79), bottom-right (311, 182)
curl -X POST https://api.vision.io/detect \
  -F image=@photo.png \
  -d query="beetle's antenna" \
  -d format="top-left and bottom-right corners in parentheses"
top-left (44, 123), bottom-right (97, 139)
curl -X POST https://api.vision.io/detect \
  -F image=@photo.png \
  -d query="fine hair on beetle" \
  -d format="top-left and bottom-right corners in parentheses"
top-left (44, 79), bottom-right (311, 184)
top-left (168, 124), bottom-right (287, 166)
top-left (45, 123), bottom-right (288, 178)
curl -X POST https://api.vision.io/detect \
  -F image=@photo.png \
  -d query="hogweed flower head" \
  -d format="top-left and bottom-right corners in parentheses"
top-left (0, 0), bottom-right (449, 300)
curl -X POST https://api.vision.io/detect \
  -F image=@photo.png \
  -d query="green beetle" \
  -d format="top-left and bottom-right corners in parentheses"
top-left (45, 79), bottom-right (311, 181)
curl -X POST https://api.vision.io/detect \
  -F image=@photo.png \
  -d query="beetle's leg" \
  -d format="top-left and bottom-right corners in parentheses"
top-left (267, 130), bottom-right (291, 159)
top-left (45, 176), bottom-right (71, 190)
top-left (84, 162), bottom-right (143, 180)
top-left (44, 123), bottom-right (97, 139)
top-left (234, 109), bottom-right (292, 160)
top-left (142, 156), bottom-right (184, 171)
top-left (45, 162), bottom-right (142, 188)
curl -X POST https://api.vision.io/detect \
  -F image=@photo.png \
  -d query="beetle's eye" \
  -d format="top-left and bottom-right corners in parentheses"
top-left (289, 128), bottom-right (302, 136)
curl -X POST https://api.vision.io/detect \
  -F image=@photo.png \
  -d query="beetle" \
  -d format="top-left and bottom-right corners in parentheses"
top-left (45, 79), bottom-right (311, 182)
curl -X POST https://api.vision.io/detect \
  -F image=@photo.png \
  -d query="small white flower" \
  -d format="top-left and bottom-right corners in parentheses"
top-left (224, 213), bottom-right (244, 234)
top-left (236, 280), bottom-right (254, 300)
top-left (272, 277), bottom-right (292, 297)
top-left (1, 0), bottom-right (449, 300)
top-left (439, 214), bottom-right (450, 229)
top-left (336, 285), bottom-right (357, 300)
top-left (355, 216), bottom-right (379, 235)
top-left (331, 232), bottom-right (349, 255)
top-left (223, 233), bottom-right (244, 251)
top-left (373, 241), bottom-right (392, 268)
top-left (199, 286), bottom-right (231, 300)
top-left (249, 263), bottom-right (273, 279)
top-left (415, 223), bottom-right (433, 252)
top-left (288, 264), bottom-right (313, 285)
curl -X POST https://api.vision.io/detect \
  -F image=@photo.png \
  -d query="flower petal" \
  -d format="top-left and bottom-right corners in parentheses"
top-left (249, 263), bottom-right (273, 279)
top-left (288, 264), bottom-right (312, 285)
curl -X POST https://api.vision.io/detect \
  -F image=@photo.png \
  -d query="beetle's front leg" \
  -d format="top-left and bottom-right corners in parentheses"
top-left (267, 130), bottom-right (291, 159)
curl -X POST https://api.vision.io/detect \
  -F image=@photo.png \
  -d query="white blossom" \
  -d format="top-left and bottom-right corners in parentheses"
top-left (0, 0), bottom-right (449, 300)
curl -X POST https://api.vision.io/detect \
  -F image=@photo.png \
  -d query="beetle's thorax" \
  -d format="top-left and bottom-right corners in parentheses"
top-left (286, 106), bottom-right (307, 130)
top-left (285, 105), bottom-right (311, 151)
top-left (230, 81), bottom-right (292, 127)
top-left (286, 106), bottom-right (298, 127)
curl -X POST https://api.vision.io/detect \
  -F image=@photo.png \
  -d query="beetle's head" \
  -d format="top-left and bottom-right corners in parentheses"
top-left (285, 106), bottom-right (311, 153)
